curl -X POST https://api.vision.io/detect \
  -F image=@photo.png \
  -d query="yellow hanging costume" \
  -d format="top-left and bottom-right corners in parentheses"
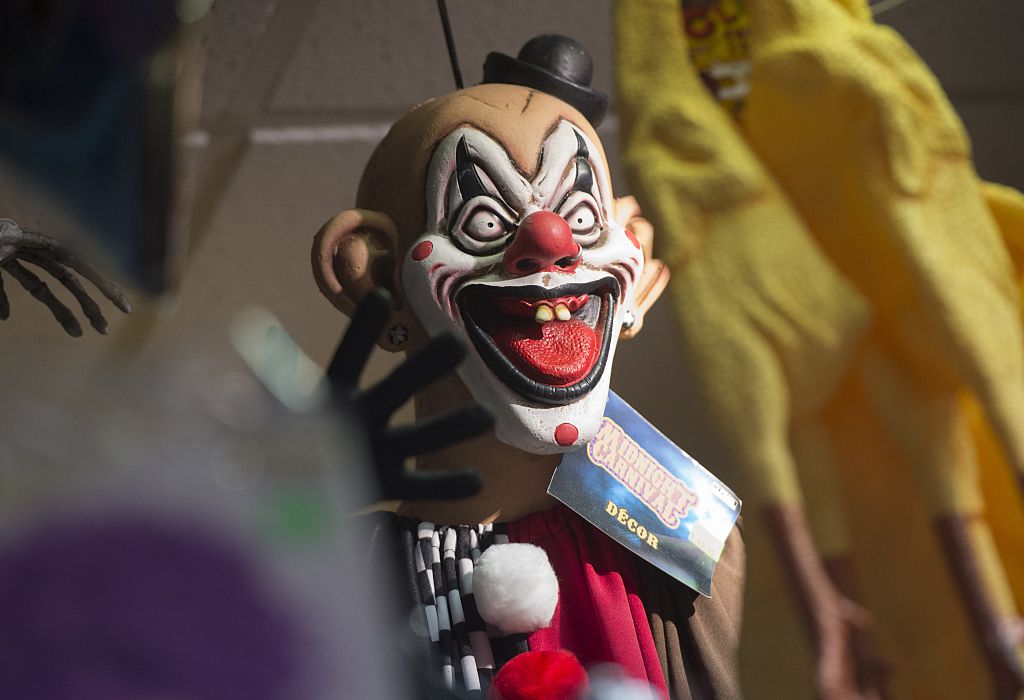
top-left (617, 1), bottom-right (868, 695)
top-left (616, 0), bottom-right (1024, 697)
top-left (974, 181), bottom-right (1024, 616)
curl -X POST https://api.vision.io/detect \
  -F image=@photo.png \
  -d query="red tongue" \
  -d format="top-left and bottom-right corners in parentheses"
top-left (491, 318), bottom-right (599, 386)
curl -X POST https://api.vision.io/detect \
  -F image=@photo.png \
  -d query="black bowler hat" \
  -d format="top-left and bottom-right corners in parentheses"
top-left (482, 35), bottom-right (608, 127)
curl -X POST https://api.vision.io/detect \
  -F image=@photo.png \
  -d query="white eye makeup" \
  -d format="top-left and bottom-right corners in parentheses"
top-left (466, 209), bottom-right (506, 239)
top-left (558, 191), bottom-right (602, 246)
top-left (451, 196), bottom-right (514, 255)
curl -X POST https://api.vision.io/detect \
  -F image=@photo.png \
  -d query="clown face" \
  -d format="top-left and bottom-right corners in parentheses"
top-left (401, 120), bottom-right (643, 453)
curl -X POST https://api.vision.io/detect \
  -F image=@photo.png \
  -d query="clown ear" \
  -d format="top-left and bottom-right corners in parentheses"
top-left (312, 208), bottom-right (426, 351)
top-left (612, 197), bottom-right (670, 340)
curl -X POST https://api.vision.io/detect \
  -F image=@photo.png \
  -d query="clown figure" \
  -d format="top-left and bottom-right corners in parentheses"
top-left (312, 36), bottom-right (745, 699)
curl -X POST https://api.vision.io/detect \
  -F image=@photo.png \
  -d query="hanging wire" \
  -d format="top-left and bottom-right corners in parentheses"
top-left (436, 0), bottom-right (464, 89)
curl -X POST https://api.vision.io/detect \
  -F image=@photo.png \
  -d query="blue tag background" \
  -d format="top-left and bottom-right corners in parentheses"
top-left (548, 392), bottom-right (741, 596)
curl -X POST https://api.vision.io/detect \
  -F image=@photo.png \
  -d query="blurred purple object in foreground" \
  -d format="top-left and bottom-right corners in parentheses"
top-left (0, 515), bottom-right (298, 700)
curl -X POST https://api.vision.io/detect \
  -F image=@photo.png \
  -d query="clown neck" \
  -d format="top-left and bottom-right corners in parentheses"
top-left (395, 370), bottom-right (561, 525)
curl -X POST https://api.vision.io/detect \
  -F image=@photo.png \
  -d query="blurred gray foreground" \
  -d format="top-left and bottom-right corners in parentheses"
top-left (0, 335), bottom-right (407, 700)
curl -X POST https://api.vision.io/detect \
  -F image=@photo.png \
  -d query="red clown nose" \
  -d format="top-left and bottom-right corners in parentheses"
top-left (503, 211), bottom-right (581, 276)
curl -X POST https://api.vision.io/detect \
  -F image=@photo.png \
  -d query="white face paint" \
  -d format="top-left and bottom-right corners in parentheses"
top-left (402, 121), bottom-right (643, 454)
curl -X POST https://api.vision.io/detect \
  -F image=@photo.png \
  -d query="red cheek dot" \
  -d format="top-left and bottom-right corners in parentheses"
top-left (625, 229), bottom-right (641, 249)
top-left (411, 241), bottom-right (433, 261)
top-left (554, 423), bottom-right (579, 447)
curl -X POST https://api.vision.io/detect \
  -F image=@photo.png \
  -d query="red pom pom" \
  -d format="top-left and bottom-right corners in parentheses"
top-left (489, 650), bottom-right (588, 700)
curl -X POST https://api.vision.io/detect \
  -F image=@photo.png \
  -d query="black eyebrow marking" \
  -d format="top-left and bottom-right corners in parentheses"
top-left (456, 137), bottom-right (489, 202)
top-left (574, 130), bottom-right (589, 159)
top-left (572, 130), bottom-right (594, 194)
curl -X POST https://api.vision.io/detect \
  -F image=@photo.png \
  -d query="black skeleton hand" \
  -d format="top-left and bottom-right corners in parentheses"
top-left (326, 289), bottom-right (490, 501)
top-left (0, 219), bottom-right (132, 336)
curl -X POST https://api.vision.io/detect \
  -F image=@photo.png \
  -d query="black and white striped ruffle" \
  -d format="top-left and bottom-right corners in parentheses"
top-left (403, 520), bottom-right (529, 696)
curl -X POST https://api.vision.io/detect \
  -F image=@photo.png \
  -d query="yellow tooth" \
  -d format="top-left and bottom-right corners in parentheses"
top-left (554, 303), bottom-right (571, 321)
top-left (535, 305), bottom-right (554, 323)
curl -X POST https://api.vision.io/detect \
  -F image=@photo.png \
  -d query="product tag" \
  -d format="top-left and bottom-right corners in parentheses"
top-left (548, 392), bottom-right (741, 596)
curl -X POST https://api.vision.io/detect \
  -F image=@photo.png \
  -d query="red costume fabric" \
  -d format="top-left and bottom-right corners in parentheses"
top-left (507, 505), bottom-right (668, 695)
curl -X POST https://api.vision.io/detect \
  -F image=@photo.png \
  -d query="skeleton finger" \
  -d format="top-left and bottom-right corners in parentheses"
top-left (51, 251), bottom-right (132, 313)
top-left (359, 332), bottom-right (466, 424)
top-left (21, 252), bottom-right (109, 334)
top-left (327, 288), bottom-right (394, 389)
top-left (2, 260), bottom-right (82, 336)
top-left (0, 219), bottom-right (29, 262)
top-left (4, 228), bottom-right (89, 272)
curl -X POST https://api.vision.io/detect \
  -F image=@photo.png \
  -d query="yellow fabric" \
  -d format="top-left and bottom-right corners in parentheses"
top-left (741, 0), bottom-right (1024, 484)
top-left (616, 0), bottom-right (1024, 697)
top-left (971, 392), bottom-right (1024, 614)
top-left (826, 371), bottom-right (992, 699)
top-left (616, 1), bottom-right (867, 696)
top-left (984, 181), bottom-right (1024, 275)
top-left (741, 9), bottom-right (1024, 692)
top-left (741, 0), bottom-right (1024, 694)
top-left (616, 0), bottom-right (868, 513)
top-left (975, 182), bottom-right (1024, 613)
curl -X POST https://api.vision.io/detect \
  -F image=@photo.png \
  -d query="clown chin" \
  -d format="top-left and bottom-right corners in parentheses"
top-left (456, 312), bottom-right (625, 455)
top-left (497, 377), bottom-right (613, 454)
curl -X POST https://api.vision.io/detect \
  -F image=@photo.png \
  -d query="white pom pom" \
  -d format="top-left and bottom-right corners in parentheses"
top-left (473, 543), bottom-right (558, 634)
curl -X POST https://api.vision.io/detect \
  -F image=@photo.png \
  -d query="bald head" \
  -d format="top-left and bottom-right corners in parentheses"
top-left (356, 83), bottom-right (608, 251)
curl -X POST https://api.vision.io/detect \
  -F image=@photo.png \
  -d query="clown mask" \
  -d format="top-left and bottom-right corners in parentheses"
top-left (313, 84), bottom-right (664, 455)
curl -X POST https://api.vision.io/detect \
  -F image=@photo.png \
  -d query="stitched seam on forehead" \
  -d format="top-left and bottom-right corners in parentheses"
top-left (520, 90), bottom-right (535, 115)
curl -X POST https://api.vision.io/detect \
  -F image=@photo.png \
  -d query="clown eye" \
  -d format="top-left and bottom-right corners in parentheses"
top-left (451, 197), bottom-right (515, 255)
top-left (566, 203), bottom-right (596, 234)
top-left (464, 208), bottom-right (508, 241)
top-left (558, 193), bottom-right (602, 246)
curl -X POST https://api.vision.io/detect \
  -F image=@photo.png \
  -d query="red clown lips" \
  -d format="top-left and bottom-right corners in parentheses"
top-left (458, 280), bottom-right (618, 405)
